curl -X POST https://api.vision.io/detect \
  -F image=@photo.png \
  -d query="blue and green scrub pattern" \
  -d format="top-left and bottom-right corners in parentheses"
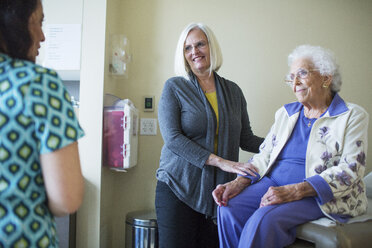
top-left (0, 53), bottom-right (84, 248)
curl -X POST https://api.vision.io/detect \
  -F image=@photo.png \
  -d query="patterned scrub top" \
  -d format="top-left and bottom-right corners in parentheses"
top-left (0, 53), bottom-right (85, 247)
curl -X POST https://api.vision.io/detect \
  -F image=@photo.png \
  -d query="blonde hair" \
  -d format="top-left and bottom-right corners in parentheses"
top-left (174, 23), bottom-right (223, 80)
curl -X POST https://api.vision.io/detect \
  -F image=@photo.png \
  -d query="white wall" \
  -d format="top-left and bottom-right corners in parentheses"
top-left (77, 0), bottom-right (107, 247)
top-left (102, 0), bottom-right (372, 247)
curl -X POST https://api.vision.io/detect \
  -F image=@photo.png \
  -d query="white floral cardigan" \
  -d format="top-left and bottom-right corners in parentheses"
top-left (251, 94), bottom-right (369, 219)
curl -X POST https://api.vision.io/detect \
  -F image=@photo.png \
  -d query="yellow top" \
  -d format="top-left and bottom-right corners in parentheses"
top-left (205, 91), bottom-right (219, 153)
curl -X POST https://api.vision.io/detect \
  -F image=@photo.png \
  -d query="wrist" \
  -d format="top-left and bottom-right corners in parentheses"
top-left (295, 182), bottom-right (316, 198)
top-left (206, 154), bottom-right (222, 167)
top-left (236, 176), bottom-right (251, 187)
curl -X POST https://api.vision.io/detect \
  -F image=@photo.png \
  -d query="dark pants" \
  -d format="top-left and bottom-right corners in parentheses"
top-left (155, 181), bottom-right (219, 248)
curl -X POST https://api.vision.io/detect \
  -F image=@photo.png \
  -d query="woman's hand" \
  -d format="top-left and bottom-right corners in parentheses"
top-left (212, 176), bottom-right (251, 207)
top-left (260, 182), bottom-right (316, 207)
top-left (206, 154), bottom-right (259, 176)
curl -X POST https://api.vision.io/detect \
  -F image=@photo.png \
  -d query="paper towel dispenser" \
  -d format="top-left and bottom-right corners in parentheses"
top-left (102, 95), bottom-right (139, 171)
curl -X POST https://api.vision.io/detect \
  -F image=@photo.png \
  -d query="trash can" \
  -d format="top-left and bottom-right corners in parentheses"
top-left (125, 210), bottom-right (158, 248)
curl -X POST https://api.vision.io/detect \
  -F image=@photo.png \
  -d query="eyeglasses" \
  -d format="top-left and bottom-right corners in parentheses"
top-left (285, 68), bottom-right (319, 87)
top-left (184, 41), bottom-right (208, 54)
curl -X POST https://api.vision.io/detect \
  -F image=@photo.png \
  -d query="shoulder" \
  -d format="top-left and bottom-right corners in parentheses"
top-left (272, 104), bottom-right (301, 123)
top-left (283, 101), bottom-right (302, 116)
top-left (345, 102), bottom-right (369, 122)
top-left (162, 76), bottom-right (194, 93)
top-left (25, 65), bottom-right (67, 103)
top-left (32, 64), bottom-right (61, 83)
top-left (22, 65), bottom-right (71, 112)
top-left (274, 106), bottom-right (288, 118)
top-left (0, 55), bottom-right (64, 98)
top-left (164, 76), bottom-right (189, 87)
top-left (333, 94), bottom-right (369, 120)
top-left (0, 55), bottom-right (37, 80)
top-left (346, 102), bottom-right (369, 116)
top-left (1, 55), bottom-right (61, 85)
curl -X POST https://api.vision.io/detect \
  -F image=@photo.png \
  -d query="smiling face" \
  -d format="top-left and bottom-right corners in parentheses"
top-left (290, 58), bottom-right (330, 107)
top-left (27, 0), bottom-right (45, 62)
top-left (184, 28), bottom-right (211, 76)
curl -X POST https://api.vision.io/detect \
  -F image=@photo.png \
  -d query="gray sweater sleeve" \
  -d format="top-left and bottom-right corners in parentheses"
top-left (158, 80), bottom-right (211, 168)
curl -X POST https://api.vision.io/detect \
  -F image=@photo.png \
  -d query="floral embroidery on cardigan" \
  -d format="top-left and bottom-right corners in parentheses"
top-left (313, 126), bottom-right (366, 215)
top-left (315, 126), bottom-right (365, 190)
top-left (272, 134), bottom-right (278, 147)
top-left (315, 126), bottom-right (342, 175)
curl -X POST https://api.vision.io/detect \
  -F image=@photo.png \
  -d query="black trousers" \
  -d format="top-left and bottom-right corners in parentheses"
top-left (155, 181), bottom-right (219, 248)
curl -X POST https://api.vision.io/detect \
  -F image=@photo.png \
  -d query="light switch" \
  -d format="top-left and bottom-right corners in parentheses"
top-left (140, 118), bottom-right (157, 135)
top-left (143, 96), bottom-right (154, 112)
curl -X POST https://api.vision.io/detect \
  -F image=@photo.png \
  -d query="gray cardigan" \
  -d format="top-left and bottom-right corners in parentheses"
top-left (157, 73), bottom-right (263, 217)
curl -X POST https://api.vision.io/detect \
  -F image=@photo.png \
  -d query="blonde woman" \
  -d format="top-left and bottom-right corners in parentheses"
top-left (156, 23), bottom-right (263, 248)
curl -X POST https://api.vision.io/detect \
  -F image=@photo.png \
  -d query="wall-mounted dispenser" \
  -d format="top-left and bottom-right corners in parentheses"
top-left (102, 94), bottom-right (139, 171)
top-left (109, 34), bottom-right (132, 77)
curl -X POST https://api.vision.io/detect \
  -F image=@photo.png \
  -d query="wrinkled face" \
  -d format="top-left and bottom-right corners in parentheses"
top-left (289, 58), bottom-right (326, 106)
top-left (184, 28), bottom-right (210, 76)
top-left (27, 0), bottom-right (45, 62)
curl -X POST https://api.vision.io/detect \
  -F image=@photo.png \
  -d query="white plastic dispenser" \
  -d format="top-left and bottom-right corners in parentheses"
top-left (102, 94), bottom-right (139, 171)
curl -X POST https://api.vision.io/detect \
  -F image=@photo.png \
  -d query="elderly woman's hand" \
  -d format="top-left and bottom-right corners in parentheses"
top-left (212, 176), bottom-right (251, 207)
top-left (260, 182), bottom-right (317, 207)
top-left (206, 154), bottom-right (259, 176)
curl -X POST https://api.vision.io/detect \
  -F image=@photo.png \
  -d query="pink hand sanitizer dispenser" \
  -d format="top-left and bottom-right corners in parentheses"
top-left (103, 95), bottom-right (139, 171)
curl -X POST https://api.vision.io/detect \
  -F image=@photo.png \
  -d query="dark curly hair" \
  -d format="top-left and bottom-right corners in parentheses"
top-left (0, 0), bottom-right (39, 61)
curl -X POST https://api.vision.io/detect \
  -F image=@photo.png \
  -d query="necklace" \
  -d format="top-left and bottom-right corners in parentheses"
top-left (303, 111), bottom-right (316, 128)
top-left (304, 118), bottom-right (315, 127)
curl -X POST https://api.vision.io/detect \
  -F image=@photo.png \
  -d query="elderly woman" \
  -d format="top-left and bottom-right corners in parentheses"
top-left (0, 0), bottom-right (84, 247)
top-left (156, 23), bottom-right (263, 248)
top-left (212, 45), bottom-right (369, 248)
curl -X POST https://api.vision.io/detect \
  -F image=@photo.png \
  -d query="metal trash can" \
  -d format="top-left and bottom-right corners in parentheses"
top-left (125, 210), bottom-right (158, 248)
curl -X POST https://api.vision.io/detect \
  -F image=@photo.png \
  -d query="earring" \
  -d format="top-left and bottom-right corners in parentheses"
top-left (322, 84), bottom-right (328, 88)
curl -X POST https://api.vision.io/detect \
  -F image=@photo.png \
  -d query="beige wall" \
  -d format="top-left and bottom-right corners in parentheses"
top-left (101, 0), bottom-right (372, 247)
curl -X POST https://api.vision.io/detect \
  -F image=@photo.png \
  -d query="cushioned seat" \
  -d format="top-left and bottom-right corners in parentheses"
top-left (288, 172), bottom-right (372, 248)
top-left (290, 219), bottom-right (372, 248)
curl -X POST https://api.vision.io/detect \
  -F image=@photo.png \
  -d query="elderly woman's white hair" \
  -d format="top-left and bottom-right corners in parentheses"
top-left (288, 45), bottom-right (342, 93)
top-left (174, 23), bottom-right (223, 80)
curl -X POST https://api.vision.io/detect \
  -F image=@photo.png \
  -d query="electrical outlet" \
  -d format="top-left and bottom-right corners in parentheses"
top-left (140, 118), bottom-right (157, 135)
